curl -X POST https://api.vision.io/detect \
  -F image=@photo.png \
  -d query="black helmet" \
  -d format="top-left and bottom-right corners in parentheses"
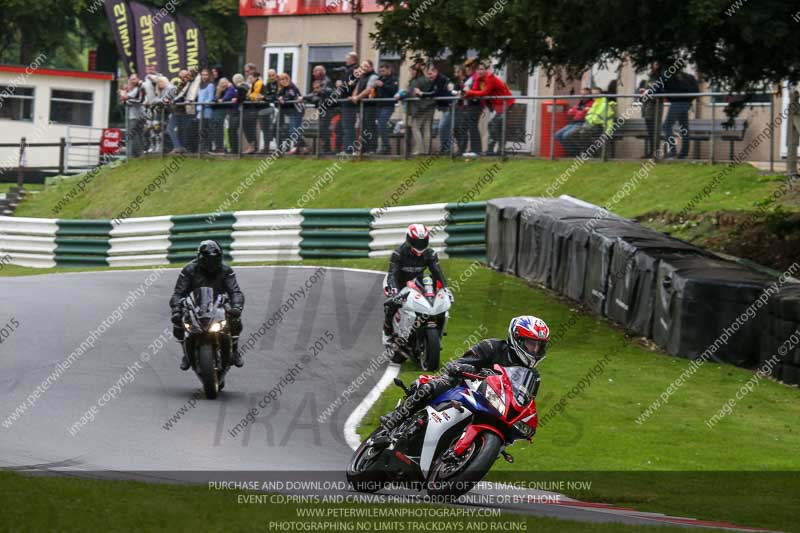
top-left (197, 240), bottom-right (223, 273)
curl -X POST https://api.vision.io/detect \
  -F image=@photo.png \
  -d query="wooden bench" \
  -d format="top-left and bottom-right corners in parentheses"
top-left (610, 117), bottom-right (748, 160)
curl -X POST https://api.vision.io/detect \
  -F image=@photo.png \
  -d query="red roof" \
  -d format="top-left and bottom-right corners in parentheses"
top-left (0, 65), bottom-right (114, 81)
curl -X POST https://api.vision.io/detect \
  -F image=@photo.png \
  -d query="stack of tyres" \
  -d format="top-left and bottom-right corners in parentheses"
top-left (605, 232), bottom-right (707, 338)
top-left (485, 197), bottom-right (537, 274)
top-left (762, 283), bottom-right (800, 384)
top-left (652, 254), bottom-right (778, 367)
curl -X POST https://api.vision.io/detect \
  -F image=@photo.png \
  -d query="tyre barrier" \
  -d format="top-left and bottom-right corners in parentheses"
top-left (486, 196), bottom-right (800, 385)
top-left (0, 201), bottom-right (486, 269)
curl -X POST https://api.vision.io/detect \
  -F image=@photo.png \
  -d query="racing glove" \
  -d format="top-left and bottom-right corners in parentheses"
top-left (442, 361), bottom-right (477, 383)
top-left (171, 312), bottom-right (183, 326)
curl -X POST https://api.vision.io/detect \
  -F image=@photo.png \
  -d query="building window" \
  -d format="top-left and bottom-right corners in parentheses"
top-left (0, 86), bottom-right (34, 122)
top-left (306, 45), bottom-right (353, 91)
top-left (49, 89), bottom-right (93, 126)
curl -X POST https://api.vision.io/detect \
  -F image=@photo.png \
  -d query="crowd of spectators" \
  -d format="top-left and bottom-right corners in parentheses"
top-left (119, 51), bottom-right (518, 157)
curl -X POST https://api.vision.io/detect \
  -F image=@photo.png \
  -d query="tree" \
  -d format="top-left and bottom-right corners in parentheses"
top-left (0, 0), bottom-right (88, 65)
top-left (372, 0), bottom-right (800, 90)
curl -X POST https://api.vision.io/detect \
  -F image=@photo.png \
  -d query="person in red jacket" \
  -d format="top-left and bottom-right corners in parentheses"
top-left (555, 87), bottom-right (594, 156)
top-left (463, 62), bottom-right (515, 155)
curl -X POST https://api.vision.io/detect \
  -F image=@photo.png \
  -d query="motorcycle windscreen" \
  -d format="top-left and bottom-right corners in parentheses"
top-left (505, 366), bottom-right (540, 406)
top-left (190, 287), bottom-right (218, 319)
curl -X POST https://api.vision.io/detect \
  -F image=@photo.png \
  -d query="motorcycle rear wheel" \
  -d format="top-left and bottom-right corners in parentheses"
top-left (197, 343), bottom-right (219, 400)
top-left (426, 431), bottom-right (502, 497)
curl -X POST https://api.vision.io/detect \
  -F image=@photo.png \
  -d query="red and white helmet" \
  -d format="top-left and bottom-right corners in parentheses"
top-left (406, 223), bottom-right (430, 256)
top-left (507, 315), bottom-right (550, 368)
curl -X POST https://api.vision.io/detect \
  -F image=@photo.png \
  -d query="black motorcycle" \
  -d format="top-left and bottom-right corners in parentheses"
top-left (179, 287), bottom-right (233, 399)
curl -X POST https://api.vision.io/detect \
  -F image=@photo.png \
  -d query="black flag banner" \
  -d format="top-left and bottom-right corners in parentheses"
top-left (104, 0), bottom-right (137, 75)
top-left (104, 0), bottom-right (207, 79)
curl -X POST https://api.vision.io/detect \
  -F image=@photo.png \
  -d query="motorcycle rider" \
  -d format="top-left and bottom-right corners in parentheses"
top-left (169, 240), bottom-right (245, 370)
top-left (383, 224), bottom-right (453, 350)
top-left (380, 315), bottom-right (549, 429)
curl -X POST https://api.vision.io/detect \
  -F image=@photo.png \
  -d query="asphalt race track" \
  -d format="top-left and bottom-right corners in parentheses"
top-left (0, 267), bottom-right (772, 531)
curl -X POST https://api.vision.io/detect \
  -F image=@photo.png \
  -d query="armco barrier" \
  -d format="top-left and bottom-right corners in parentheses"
top-left (487, 195), bottom-right (800, 385)
top-left (0, 201), bottom-right (486, 268)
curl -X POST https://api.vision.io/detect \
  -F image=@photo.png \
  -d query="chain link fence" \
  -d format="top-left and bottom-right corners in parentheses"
top-left (122, 92), bottom-right (780, 167)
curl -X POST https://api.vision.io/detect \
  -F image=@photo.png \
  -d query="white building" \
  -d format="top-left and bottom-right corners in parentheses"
top-left (0, 65), bottom-right (113, 179)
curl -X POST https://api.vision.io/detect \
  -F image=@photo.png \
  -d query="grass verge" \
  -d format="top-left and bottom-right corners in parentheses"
top-left (12, 157), bottom-right (792, 219)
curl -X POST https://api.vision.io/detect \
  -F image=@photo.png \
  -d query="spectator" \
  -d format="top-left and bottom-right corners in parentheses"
top-left (210, 77), bottom-right (233, 153)
top-left (150, 76), bottom-right (176, 153)
top-left (260, 69), bottom-right (280, 152)
top-left (661, 68), bottom-right (698, 158)
top-left (639, 63), bottom-right (660, 158)
top-left (196, 68), bottom-right (215, 152)
top-left (554, 87), bottom-right (593, 156)
top-left (142, 63), bottom-right (161, 105)
top-left (119, 74), bottom-right (146, 156)
top-left (183, 68), bottom-right (201, 153)
top-left (166, 69), bottom-right (192, 154)
top-left (352, 59), bottom-right (379, 153)
top-left (277, 72), bottom-right (305, 155)
top-left (311, 65), bottom-right (333, 92)
top-left (226, 73), bottom-right (249, 154)
top-left (305, 76), bottom-right (335, 154)
top-left (464, 62), bottom-right (515, 155)
top-left (211, 65), bottom-right (223, 87)
top-left (374, 63), bottom-right (399, 155)
top-left (336, 51), bottom-right (360, 155)
top-left (243, 70), bottom-right (263, 153)
top-left (404, 62), bottom-right (435, 155)
top-left (419, 66), bottom-right (453, 154)
top-left (460, 58), bottom-right (483, 156)
top-left (573, 83), bottom-right (617, 153)
top-left (449, 65), bottom-right (469, 156)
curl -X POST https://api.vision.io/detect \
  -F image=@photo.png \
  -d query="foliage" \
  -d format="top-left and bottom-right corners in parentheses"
top-left (373, 0), bottom-right (800, 90)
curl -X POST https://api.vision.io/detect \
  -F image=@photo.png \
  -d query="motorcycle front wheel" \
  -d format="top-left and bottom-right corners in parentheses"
top-left (421, 328), bottom-right (441, 371)
top-left (346, 428), bottom-right (391, 493)
top-left (426, 431), bottom-right (502, 497)
top-left (196, 342), bottom-right (219, 399)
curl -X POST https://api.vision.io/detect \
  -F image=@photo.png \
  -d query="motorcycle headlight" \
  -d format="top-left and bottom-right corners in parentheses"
top-left (513, 421), bottom-right (534, 438)
top-left (484, 386), bottom-right (506, 415)
top-left (209, 322), bottom-right (222, 333)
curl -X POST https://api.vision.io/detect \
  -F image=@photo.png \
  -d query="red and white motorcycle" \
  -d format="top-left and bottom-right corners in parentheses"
top-left (386, 274), bottom-right (451, 370)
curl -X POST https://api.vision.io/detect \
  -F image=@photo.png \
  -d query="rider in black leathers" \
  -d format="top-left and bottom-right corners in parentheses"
top-left (380, 316), bottom-right (550, 429)
top-left (383, 224), bottom-right (451, 348)
top-left (169, 240), bottom-right (245, 370)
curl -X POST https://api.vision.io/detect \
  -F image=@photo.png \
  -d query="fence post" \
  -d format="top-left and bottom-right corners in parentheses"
top-left (59, 137), bottom-right (66, 175)
top-left (769, 93), bottom-right (775, 173)
top-left (159, 107), bottom-right (165, 158)
top-left (276, 105), bottom-right (282, 155)
top-left (237, 103), bottom-right (244, 158)
top-left (358, 99), bottom-right (365, 160)
top-left (315, 105), bottom-right (321, 159)
top-left (17, 137), bottom-right (26, 189)
top-left (710, 98), bottom-right (716, 164)
top-left (449, 99), bottom-right (457, 160)
top-left (549, 99), bottom-right (556, 161)
top-left (403, 106), bottom-right (410, 160)
top-left (654, 98), bottom-right (663, 160)
top-left (501, 99), bottom-right (508, 159)
top-left (125, 105), bottom-right (131, 159)
top-left (198, 106), bottom-right (205, 156)
top-left (601, 99), bottom-right (609, 162)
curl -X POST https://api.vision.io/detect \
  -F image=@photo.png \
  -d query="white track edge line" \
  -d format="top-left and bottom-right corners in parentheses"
top-left (344, 363), bottom-right (401, 451)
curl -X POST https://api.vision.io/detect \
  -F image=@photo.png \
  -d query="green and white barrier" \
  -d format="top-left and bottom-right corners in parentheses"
top-left (0, 201), bottom-right (486, 268)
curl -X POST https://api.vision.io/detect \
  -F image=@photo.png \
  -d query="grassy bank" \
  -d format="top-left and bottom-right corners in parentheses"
top-left (13, 157), bottom-right (791, 219)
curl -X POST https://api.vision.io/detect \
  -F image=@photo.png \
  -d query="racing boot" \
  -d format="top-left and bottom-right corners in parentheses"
top-left (231, 338), bottom-right (244, 368)
top-left (379, 382), bottom-right (432, 430)
top-left (180, 355), bottom-right (190, 371)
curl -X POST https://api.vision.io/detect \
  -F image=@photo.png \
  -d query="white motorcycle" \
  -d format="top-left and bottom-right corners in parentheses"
top-left (387, 274), bottom-right (451, 370)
